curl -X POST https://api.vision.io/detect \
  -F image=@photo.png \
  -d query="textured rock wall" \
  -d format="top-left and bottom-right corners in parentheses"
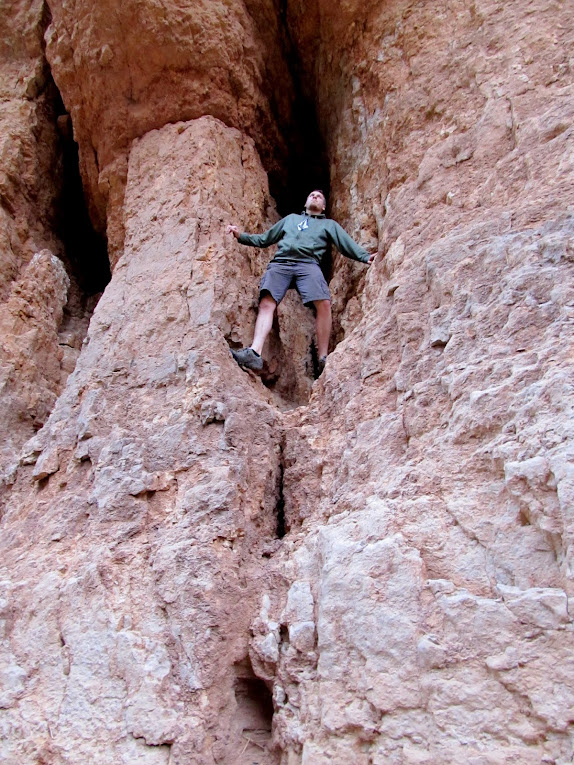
top-left (0, 0), bottom-right (74, 479)
top-left (0, 0), bottom-right (61, 294)
top-left (1, 1), bottom-right (574, 764)
top-left (287, 0), bottom-right (574, 340)
top-left (1, 117), bottom-right (287, 765)
top-left (266, 0), bottom-right (574, 762)
top-left (0, 250), bottom-right (69, 480)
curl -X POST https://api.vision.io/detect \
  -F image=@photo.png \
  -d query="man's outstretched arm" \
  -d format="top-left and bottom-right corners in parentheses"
top-left (330, 222), bottom-right (375, 264)
top-left (226, 218), bottom-right (286, 248)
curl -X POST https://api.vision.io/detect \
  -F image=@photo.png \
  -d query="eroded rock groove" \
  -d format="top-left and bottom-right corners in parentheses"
top-left (269, 0), bottom-right (330, 215)
top-left (233, 658), bottom-right (277, 764)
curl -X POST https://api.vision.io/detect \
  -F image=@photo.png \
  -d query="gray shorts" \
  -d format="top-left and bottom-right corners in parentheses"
top-left (259, 261), bottom-right (331, 306)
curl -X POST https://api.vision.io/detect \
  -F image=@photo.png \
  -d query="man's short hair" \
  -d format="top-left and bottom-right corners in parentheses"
top-left (311, 189), bottom-right (326, 200)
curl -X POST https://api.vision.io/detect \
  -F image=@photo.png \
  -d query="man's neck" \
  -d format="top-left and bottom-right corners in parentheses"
top-left (305, 207), bottom-right (324, 216)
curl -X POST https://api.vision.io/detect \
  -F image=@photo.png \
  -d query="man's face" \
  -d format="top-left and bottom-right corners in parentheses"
top-left (305, 190), bottom-right (326, 213)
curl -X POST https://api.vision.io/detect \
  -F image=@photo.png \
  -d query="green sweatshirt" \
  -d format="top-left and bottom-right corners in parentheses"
top-left (238, 212), bottom-right (370, 265)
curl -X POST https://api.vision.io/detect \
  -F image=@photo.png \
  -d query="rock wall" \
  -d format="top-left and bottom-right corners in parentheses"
top-left (0, 0), bottom-right (60, 294)
top-left (1, 115), bottom-right (289, 765)
top-left (270, 1), bottom-right (574, 761)
top-left (1, 1), bottom-right (574, 764)
top-left (0, 0), bottom-right (72, 479)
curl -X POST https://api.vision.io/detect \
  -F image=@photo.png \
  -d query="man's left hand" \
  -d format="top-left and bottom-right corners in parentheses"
top-left (367, 252), bottom-right (376, 264)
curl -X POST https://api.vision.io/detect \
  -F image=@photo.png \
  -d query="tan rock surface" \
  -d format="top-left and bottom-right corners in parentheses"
top-left (1, 0), bottom-right (574, 764)
top-left (0, 0), bottom-right (80, 478)
top-left (0, 116), bottom-right (306, 764)
top-left (0, 0), bottom-right (62, 295)
top-left (44, 0), bottom-right (297, 260)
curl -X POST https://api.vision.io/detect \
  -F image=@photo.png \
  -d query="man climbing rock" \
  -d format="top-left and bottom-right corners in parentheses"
top-left (226, 190), bottom-right (375, 375)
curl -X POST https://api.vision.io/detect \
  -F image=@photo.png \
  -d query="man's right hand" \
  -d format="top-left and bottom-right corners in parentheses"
top-left (226, 225), bottom-right (241, 239)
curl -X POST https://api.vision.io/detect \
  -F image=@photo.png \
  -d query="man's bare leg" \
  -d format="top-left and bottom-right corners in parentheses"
top-left (251, 294), bottom-right (277, 355)
top-left (314, 299), bottom-right (332, 360)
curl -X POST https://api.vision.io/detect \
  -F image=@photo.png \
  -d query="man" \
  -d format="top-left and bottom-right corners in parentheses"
top-left (226, 190), bottom-right (374, 375)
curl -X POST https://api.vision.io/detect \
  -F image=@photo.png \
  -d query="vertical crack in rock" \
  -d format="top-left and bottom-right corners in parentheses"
top-left (54, 87), bottom-right (111, 300)
top-left (222, 3), bottom-right (338, 408)
top-left (275, 437), bottom-right (286, 539)
top-left (39, 2), bottom-right (111, 327)
top-left (52, 80), bottom-right (112, 389)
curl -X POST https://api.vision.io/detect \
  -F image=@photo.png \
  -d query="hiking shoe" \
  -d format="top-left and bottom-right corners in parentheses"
top-left (317, 355), bottom-right (327, 377)
top-left (231, 347), bottom-right (263, 372)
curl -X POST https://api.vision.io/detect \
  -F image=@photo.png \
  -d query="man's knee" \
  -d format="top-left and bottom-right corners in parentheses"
top-left (314, 299), bottom-right (331, 314)
top-left (260, 293), bottom-right (277, 311)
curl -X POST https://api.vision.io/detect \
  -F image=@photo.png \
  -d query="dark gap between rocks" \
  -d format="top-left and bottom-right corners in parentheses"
top-left (53, 83), bottom-right (111, 316)
top-left (267, 1), bottom-right (330, 216)
top-left (233, 657), bottom-right (278, 764)
top-left (46, 71), bottom-right (112, 379)
top-left (230, 3), bottom-right (366, 409)
top-left (275, 441), bottom-right (286, 539)
top-left (40, 5), bottom-right (111, 344)
top-left (237, 1), bottom-right (334, 408)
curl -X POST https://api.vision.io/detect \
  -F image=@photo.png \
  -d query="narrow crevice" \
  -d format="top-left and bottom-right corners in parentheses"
top-left (310, 338), bottom-right (321, 380)
top-left (36, 3), bottom-right (110, 344)
top-left (275, 439), bottom-right (286, 539)
top-left (269, 1), bottom-right (330, 215)
top-left (39, 3), bottom-right (111, 312)
top-left (226, 4), bottom-right (368, 410)
top-left (53, 85), bottom-right (111, 308)
top-left (43, 72), bottom-right (112, 371)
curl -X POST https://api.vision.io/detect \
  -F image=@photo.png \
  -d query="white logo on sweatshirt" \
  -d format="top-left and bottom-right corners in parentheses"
top-left (297, 218), bottom-right (309, 231)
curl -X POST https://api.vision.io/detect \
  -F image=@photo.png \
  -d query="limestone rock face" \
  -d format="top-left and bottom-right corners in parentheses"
top-left (1, 1), bottom-right (574, 764)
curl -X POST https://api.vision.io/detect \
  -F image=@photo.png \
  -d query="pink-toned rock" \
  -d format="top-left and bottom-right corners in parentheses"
top-left (0, 0), bottom-right (62, 296)
top-left (1, 1), bottom-right (574, 764)
top-left (260, 1), bottom-right (574, 762)
top-left (44, 0), bottom-right (297, 260)
top-left (0, 116), bottom-right (293, 765)
top-left (0, 250), bottom-right (69, 481)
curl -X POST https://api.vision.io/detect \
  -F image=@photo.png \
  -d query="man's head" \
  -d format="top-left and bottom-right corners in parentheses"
top-left (305, 190), bottom-right (326, 215)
